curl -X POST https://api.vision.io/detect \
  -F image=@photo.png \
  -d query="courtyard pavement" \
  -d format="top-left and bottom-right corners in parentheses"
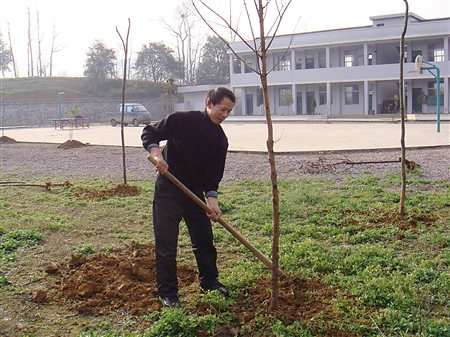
top-left (2, 116), bottom-right (449, 153)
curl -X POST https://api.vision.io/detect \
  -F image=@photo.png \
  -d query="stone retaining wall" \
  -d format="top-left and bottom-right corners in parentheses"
top-left (0, 98), bottom-right (170, 127)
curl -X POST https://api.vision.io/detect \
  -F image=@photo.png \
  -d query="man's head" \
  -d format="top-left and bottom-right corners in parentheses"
top-left (205, 87), bottom-right (236, 125)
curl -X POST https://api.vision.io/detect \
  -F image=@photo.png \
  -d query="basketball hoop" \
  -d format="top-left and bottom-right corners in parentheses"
top-left (415, 55), bottom-right (424, 74)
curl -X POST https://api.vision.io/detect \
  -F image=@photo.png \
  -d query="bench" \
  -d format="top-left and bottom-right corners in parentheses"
top-left (52, 118), bottom-right (86, 130)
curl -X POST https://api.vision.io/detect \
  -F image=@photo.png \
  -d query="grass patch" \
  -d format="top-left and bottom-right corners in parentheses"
top-left (0, 175), bottom-right (449, 336)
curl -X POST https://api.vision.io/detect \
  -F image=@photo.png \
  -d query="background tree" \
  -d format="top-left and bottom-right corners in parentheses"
top-left (161, 2), bottom-right (204, 85)
top-left (49, 24), bottom-right (65, 77)
top-left (83, 40), bottom-right (117, 79)
top-left (160, 77), bottom-right (178, 114)
top-left (36, 9), bottom-right (44, 76)
top-left (27, 6), bottom-right (34, 76)
top-left (0, 34), bottom-right (13, 76)
top-left (6, 20), bottom-right (18, 77)
top-left (134, 42), bottom-right (182, 83)
top-left (192, 0), bottom-right (294, 310)
top-left (195, 36), bottom-right (230, 85)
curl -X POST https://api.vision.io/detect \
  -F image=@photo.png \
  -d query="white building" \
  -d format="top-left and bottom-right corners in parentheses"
top-left (178, 13), bottom-right (449, 117)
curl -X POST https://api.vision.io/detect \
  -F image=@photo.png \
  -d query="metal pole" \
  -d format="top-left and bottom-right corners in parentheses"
top-left (436, 67), bottom-right (441, 133)
top-left (58, 92), bottom-right (65, 129)
top-left (421, 62), bottom-right (441, 133)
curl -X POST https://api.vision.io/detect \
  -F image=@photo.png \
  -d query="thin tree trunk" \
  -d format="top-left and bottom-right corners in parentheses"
top-left (36, 10), bottom-right (43, 76)
top-left (257, 0), bottom-right (280, 311)
top-left (27, 7), bottom-right (34, 77)
top-left (117, 19), bottom-right (131, 185)
top-left (6, 20), bottom-right (18, 78)
top-left (399, 0), bottom-right (409, 215)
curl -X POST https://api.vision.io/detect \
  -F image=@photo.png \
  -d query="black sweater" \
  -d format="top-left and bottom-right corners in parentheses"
top-left (141, 110), bottom-right (228, 195)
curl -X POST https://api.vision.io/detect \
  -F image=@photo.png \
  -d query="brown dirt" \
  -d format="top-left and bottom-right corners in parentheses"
top-left (40, 241), bottom-right (363, 337)
top-left (0, 135), bottom-right (17, 144)
top-left (57, 139), bottom-right (86, 149)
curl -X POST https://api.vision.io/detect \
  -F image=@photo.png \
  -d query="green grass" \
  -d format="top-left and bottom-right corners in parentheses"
top-left (1, 77), bottom-right (166, 99)
top-left (0, 173), bottom-right (449, 336)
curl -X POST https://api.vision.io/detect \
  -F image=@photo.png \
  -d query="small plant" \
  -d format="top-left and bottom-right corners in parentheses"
top-left (74, 244), bottom-right (96, 255)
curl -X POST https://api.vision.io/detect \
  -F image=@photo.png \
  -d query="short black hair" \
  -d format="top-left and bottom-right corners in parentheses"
top-left (205, 87), bottom-right (236, 105)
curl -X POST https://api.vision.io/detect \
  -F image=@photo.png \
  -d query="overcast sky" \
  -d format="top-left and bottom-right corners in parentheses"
top-left (1, 0), bottom-right (449, 77)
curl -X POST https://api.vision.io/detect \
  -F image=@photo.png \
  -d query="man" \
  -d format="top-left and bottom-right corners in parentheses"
top-left (141, 87), bottom-right (236, 307)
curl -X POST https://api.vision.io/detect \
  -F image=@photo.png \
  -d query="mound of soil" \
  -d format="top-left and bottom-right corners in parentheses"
top-left (57, 140), bottom-right (86, 149)
top-left (42, 242), bottom-right (363, 336)
top-left (0, 135), bottom-right (16, 144)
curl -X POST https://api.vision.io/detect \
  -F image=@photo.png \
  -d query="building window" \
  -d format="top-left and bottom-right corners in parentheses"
top-left (427, 80), bottom-right (444, 105)
top-left (319, 52), bottom-right (326, 68)
top-left (428, 80), bottom-right (444, 96)
top-left (295, 57), bottom-right (302, 69)
top-left (277, 55), bottom-right (291, 71)
top-left (345, 85), bottom-right (359, 105)
top-left (412, 50), bottom-right (422, 63)
top-left (319, 85), bottom-right (327, 105)
top-left (428, 44), bottom-right (444, 62)
top-left (233, 57), bottom-right (241, 74)
top-left (344, 50), bottom-right (358, 67)
top-left (279, 88), bottom-right (293, 106)
top-left (306, 58), bottom-right (314, 69)
top-left (244, 62), bottom-right (252, 73)
top-left (257, 87), bottom-right (263, 106)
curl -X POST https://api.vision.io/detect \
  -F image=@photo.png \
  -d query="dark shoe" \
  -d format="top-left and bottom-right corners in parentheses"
top-left (160, 296), bottom-right (180, 307)
top-left (201, 282), bottom-right (230, 298)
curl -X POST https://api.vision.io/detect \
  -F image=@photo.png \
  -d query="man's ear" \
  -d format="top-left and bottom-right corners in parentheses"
top-left (206, 99), bottom-right (212, 108)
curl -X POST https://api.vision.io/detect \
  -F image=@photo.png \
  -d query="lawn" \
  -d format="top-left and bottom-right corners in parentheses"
top-left (0, 171), bottom-right (449, 336)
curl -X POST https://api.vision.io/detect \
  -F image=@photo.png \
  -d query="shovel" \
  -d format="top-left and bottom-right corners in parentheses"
top-left (147, 155), bottom-right (284, 275)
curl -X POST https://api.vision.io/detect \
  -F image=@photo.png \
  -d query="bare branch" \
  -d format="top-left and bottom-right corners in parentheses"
top-left (195, 1), bottom-right (257, 54)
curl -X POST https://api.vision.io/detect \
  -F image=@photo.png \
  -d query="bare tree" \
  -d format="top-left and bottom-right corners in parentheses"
top-left (6, 20), bottom-right (18, 77)
top-left (399, 0), bottom-right (409, 215)
top-left (36, 9), bottom-right (44, 76)
top-left (116, 19), bottom-right (131, 185)
top-left (160, 3), bottom-right (204, 85)
top-left (27, 6), bottom-right (34, 76)
top-left (192, 0), bottom-right (295, 310)
top-left (49, 24), bottom-right (65, 77)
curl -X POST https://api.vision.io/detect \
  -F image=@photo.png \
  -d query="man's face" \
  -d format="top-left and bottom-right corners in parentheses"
top-left (206, 97), bottom-right (234, 125)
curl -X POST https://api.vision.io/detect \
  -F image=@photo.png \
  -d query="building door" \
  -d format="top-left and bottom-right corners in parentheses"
top-left (412, 88), bottom-right (423, 113)
top-left (296, 93), bottom-right (302, 115)
top-left (246, 94), bottom-right (254, 116)
top-left (307, 92), bottom-right (315, 115)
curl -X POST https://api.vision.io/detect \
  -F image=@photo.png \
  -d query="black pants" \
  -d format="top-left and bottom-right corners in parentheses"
top-left (153, 176), bottom-right (219, 298)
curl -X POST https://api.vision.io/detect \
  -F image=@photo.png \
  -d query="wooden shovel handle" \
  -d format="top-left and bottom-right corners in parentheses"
top-left (147, 154), bottom-right (283, 275)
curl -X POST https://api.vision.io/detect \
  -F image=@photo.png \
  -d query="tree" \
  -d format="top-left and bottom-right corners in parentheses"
top-left (192, 0), bottom-right (294, 310)
top-left (160, 77), bottom-right (178, 114)
top-left (49, 24), bottom-right (65, 77)
top-left (116, 19), bottom-right (131, 186)
top-left (134, 42), bottom-right (182, 83)
top-left (84, 40), bottom-right (117, 79)
top-left (27, 6), bottom-right (34, 77)
top-left (399, 0), bottom-right (409, 216)
top-left (161, 2), bottom-right (204, 85)
top-left (0, 34), bottom-right (13, 76)
top-left (36, 9), bottom-right (44, 76)
top-left (6, 20), bottom-right (18, 77)
top-left (196, 36), bottom-right (230, 85)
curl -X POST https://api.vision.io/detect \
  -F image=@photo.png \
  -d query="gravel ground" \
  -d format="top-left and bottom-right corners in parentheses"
top-left (1, 141), bottom-right (448, 183)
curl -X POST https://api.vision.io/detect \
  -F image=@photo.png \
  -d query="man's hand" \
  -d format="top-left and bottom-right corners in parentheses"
top-left (149, 147), bottom-right (168, 174)
top-left (207, 197), bottom-right (222, 222)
